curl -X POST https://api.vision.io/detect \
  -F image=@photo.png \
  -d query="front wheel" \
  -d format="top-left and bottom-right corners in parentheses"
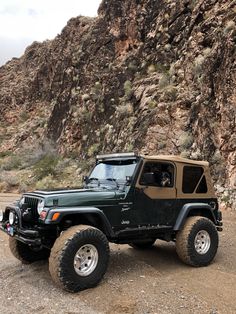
top-left (49, 225), bottom-right (110, 292)
top-left (176, 216), bottom-right (219, 267)
top-left (9, 237), bottom-right (50, 264)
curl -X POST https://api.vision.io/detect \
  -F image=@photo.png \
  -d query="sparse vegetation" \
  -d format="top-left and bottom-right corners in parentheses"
top-left (224, 20), bottom-right (236, 34)
top-left (163, 86), bottom-right (178, 101)
top-left (116, 103), bottom-right (133, 116)
top-left (35, 175), bottom-right (58, 190)
top-left (19, 111), bottom-right (29, 122)
top-left (179, 133), bottom-right (194, 150)
top-left (0, 172), bottom-right (20, 192)
top-left (0, 151), bottom-right (11, 158)
top-left (88, 143), bottom-right (100, 157)
top-left (125, 143), bottom-right (134, 151)
top-left (0, 155), bottom-right (22, 171)
top-left (148, 100), bottom-right (157, 109)
top-left (82, 94), bottom-right (90, 101)
top-left (180, 151), bottom-right (191, 158)
top-left (124, 80), bottom-right (133, 99)
top-left (158, 73), bottom-right (170, 89)
top-left (158, 142), bottom-right (166, 149)
top-left (33, 154), bottom-right (60, 180)
top-left (194, 55), bottom-right (205, 76)
top-left (212, 150), bottom-right (223, 164)
top-left (128, 61), bottom-right (138, 71)
top-left (147, 64), bottom-right (156, 74)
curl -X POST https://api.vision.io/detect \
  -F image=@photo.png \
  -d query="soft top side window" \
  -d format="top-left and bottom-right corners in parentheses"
top-left (182, 166), bottom-right (206, 194)
top-left (140, 162), bottom-right (174, 187)
top-left (196, 175), bottom-right (208, 193)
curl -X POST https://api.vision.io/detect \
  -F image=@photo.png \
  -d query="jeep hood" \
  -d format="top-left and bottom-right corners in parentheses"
top-left (24, 187), bottom-right (124, 207)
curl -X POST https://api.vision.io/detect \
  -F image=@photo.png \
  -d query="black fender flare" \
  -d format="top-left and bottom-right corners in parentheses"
top-left (173, 203), bottom-right (217, 231)
top-left (44, 207), bottom-right (115, 238)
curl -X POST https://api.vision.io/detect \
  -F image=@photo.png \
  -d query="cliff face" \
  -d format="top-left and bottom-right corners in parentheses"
top-left (0, 0), bottom-right (235, 206)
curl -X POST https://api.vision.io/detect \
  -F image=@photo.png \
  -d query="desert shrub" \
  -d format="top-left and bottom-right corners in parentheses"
top-left (124, 80), bottom-right (133, 99)
top-left (54, 158), bottom-right (71, 175)
top-left (148, 100), bottom-right (157, 109)
top-left (179, 133), bottom-right (194, 150)
top-left (0, 155), bottom-right (22, 171)
top-left (116, 103), bottom-right (133, 116)
top-left (33, 154), bottom-right (59, 180)
top-left (0, 151), bottom-right (11, 158)
top-left (164, 44), bottom-right (171, 51)
top-left (82, 94), bottom-right (90, 101)
top-left (158, 73), bottom-right (170, 89)
top-left (147, 64), bottom-right (156, 74)
top-left (158, 142), bottom-right (166, 149)
top-left (180, 151), bottom-right (191, 158)
top-left (19, 111), bottom-right (29, 122)
top-left (224, 20), bottom-right (236, 34)
top-left (79, 159), bottom-right (94, 173)
top-left (35, 175), bottom-right (58, 190)
top-left (163, 86), bottom-right (178, 101)
top-left (125, 143), bottom-right (134, 152)
top-left (128, 61), bottom-right (138, 71)
top-left (203, 48), bottom-right (211, 57)
top-left (0, 172), bottom-right (20, 191)
top-left (156, 63), bottom-right (169, 74)
top-left (194, 55), bottom-right (205, 76)
top-left (87, 144), bottom-right (100, 157)
top-left (16, 140), bottom-right (58, 169)
top-left (18, 182), bottom-right (28, 193)
top-left (211, 150), bottom-right (223, 164)
top-left (91, 81), bottom-right (103, 102)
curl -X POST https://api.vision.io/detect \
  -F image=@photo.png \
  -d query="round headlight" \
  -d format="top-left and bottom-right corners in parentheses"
top-left (9, 211), bottom-right (15, 225)
top-left (0, 210), bottom-right (4, 222)
top-left (19, 196), bottom-right (25, 207)
top-left (37, 199), bottom-right (45, 214)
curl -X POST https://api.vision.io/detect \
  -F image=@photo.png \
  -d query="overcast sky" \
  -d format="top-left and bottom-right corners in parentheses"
top-left (0, 0), bottom-right (101, 66)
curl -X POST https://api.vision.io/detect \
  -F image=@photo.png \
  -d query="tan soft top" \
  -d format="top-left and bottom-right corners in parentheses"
top-left (141, 155), bottom-right (209, 167)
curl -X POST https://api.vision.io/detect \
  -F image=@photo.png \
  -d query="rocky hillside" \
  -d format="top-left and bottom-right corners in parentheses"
top-left (0, 0), bottom-right (235, 207)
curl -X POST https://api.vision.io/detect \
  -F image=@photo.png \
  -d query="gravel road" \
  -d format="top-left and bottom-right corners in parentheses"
top-left (0, 194), bottom-right (235, 314)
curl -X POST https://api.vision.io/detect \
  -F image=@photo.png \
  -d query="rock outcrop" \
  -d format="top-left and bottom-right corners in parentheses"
top-left (0, 0), bottom-right (235, 206)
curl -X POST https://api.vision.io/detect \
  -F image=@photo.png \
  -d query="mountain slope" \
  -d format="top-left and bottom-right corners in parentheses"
top-left (0, 0), bottom-right (235, 206)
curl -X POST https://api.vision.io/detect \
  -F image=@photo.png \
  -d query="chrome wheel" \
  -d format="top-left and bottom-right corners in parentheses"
top-left (74, 244), bottom-right (98, 277)
top-left (194, 230), bottom-right (211, 254)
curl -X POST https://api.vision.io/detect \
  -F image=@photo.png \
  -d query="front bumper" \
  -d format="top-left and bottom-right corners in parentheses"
top-left (0, 204), bottom-right (42, 246)
top-left (0, 223), bottom-right (42, 245)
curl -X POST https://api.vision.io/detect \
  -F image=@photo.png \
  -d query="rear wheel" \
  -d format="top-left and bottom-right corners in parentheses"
top-left (9, 237), bottom-right (50, 264)
top-left (49, 225), bottom-right (110, 292)
top-left (176, 216), bottom-right (219, 266)
top-left (129, 239), bottom-right (156, 249)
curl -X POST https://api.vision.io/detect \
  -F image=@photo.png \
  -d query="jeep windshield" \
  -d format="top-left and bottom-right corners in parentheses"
top-left (87, 159), bottom-right (137, 189)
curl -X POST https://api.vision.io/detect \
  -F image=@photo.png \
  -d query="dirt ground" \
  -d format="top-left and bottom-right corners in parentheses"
top-left (0, 194), bottom-right (235, 314)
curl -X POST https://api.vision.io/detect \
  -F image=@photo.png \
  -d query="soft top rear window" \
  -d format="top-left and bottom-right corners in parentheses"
top-left (182, 166), bottom-right (204, 193)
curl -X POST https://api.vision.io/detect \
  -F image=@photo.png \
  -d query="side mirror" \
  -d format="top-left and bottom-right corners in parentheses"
top-left (126, 176), bottom-right (132, 185)
top-left (83, 176), bottom-right (89, 184)
top-left (141, 172), bottom-right (155, 185)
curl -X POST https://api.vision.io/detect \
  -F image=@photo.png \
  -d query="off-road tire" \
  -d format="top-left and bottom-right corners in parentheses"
top-left (49, 225), bottom-right (110, 292)
top-left (9, 237), bottom-right (50, 264)
top-left (129, 239), bottom-right (156, 249)
top-left (176, 216), bottom-right (219, 267)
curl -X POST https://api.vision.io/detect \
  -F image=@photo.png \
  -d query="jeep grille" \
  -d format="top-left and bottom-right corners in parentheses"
top-left (24, 197), bottom-right (39, 221)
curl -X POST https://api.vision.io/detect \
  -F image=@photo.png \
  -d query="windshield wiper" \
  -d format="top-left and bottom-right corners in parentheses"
top-left (87, 177), bottom-right (101, 187)
top-left (105, 178), bottom-right (119, 188)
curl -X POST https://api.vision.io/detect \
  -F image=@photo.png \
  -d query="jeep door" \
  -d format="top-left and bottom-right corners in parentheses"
top-left (133, 161), bottom-right (177, 226)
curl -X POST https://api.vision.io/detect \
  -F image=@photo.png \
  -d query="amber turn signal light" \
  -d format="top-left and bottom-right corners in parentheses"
top-left (52, 212), bottom-right (60, 221)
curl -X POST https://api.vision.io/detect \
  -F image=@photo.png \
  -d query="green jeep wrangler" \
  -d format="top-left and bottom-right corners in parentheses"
top-left (0, 153), bottom-right (223, 292)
